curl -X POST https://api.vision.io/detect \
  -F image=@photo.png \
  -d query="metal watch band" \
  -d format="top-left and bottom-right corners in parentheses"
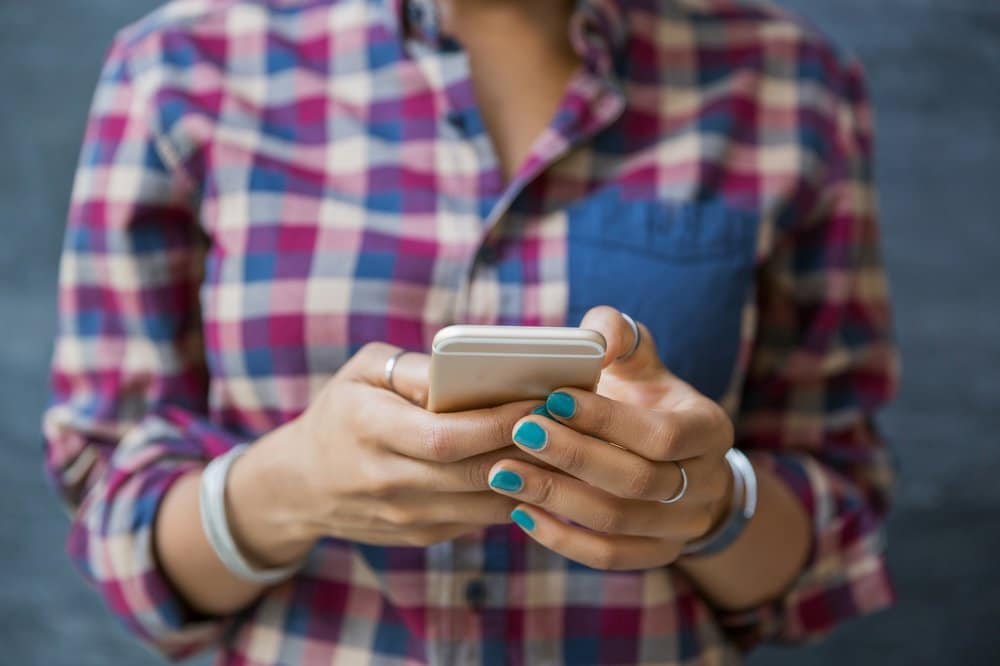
top-left (199, 444), bottom-right (303, 584)
top-left (680, 448), bottom-right (758, 557)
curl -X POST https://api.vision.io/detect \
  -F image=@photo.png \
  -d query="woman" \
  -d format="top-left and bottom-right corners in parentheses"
top-left (44, 0), bottom-right (897, 663)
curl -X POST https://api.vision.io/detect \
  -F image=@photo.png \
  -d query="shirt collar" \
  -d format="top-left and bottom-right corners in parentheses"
top-left (386, 0), bottom-right (628, 77)
top-left (569, 0), bottom-right (628, 78)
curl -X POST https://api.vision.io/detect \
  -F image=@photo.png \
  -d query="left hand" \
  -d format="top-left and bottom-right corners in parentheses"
top-left (487, 306), bottom-right (736, 570)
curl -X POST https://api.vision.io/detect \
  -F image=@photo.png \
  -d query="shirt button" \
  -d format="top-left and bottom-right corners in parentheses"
top-left (465, 579), bottom-right (488, 609)
top-left (446, 110), bottom-right (467, 131)
top-left (477, 243), bottom-right (501, 265)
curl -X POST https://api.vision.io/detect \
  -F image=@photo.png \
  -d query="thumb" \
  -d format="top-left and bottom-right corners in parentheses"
top-left (578, 306), bottom-right (665, 379)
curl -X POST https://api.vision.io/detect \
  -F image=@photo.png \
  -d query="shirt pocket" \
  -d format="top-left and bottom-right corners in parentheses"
top-left (566, 187), bottom-right (759, 401)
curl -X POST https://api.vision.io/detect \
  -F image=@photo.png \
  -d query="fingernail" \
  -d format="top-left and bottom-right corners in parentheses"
top-left (489, 469), bottom-right (524, 493)
top-left (532, 404), bottom-right (555, 420)
top-left (510, 508), bottom-right (536, 531)
top-left (513, 421), bottom-right (548, 450)
top-left (546, 391), bottom-right (576, 419)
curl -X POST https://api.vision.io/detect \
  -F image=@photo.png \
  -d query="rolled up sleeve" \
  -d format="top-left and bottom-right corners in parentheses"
top-left (718, 58), bottom-right (898, 647)
top-left (42, 33), bottom-right (238, 659)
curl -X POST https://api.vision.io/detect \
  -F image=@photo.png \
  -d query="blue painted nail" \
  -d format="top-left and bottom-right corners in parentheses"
top-left (489, 470), bottom-right (524, 493)
top-left (532, 404), bottom-right (555, 420)
top-left (510, 508), bottom-right (536, 531)
top-left (546, 391), bottom-right (576, 419)
top-left (513, 421), bottom-right (548, 450)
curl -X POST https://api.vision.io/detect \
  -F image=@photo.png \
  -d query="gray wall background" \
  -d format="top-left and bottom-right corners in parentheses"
top-left (1, 1), bottom-right (997, 664)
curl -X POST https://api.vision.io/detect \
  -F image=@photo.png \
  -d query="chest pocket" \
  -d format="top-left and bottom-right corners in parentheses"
top-left (566, 188), bottom-right (759, 401)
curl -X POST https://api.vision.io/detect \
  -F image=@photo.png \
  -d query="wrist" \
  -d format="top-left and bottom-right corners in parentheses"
top-left (226, 421), bottom-right (318, 568)
top-left (701, 458), bottom-right (737, 540)
top-left (679, 449), bottom-right (757, 560)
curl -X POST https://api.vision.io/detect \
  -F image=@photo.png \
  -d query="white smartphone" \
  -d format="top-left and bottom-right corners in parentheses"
top-left (427, 325), bottom-right (607, 413)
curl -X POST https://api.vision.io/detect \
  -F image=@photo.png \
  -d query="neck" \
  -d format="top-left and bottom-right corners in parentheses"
top-left (432, 0), bottom-right (582, 182)
top-left (437, 0), bottom-right (577, 58)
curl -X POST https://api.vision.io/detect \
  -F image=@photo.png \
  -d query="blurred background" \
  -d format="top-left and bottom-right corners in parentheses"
top-left (1, 1), bottom-right (997, 664)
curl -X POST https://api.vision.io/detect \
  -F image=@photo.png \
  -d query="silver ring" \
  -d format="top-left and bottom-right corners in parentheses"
top-left (383, 350), bottom-right (407, 393)
top-left (658, 461), bottom-right (688, 504)
top-left (617, 312), bottom-right (641, 361)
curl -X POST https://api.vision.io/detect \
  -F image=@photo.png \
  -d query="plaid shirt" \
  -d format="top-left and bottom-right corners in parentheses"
top-left (44, 0), bottom-right (897, 663)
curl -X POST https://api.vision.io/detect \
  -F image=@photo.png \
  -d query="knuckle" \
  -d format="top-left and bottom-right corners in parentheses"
top-left (466, 461), bottom-right (492, 489)
top-left (591, 403), bottom-right (618, 440)
top-left (488, 408), bottom-right (513, 448)
top-left (622, 460), bottom-right (658, 499)
top-left (557, 440), bottom-right (587, 475)
top-left (410, 386), bottom-right (429, 409)
top-left (647, 418), bottom-right (679, 461)
top-left (363, 469), bottom-right (398, 499)
top-left (593, 504), bottom-right (627, 534)
top-left (533, 474), bottom-right (557, 506)
top-left (421, 420), bottom-right (455, 462)
top-left (366, 479), bottom-right (390, 499)
top-left (313, 382), bottom-right (348, 429)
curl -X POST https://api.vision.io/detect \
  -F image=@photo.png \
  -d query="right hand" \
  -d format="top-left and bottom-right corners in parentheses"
top-left (226, 342), bottom-right (538, 567)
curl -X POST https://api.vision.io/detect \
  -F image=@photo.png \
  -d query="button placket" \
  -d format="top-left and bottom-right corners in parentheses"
top-left (476, 240), bottom-right (502, 266)
top-left (464, 578), bottom-right (488, 609)
top-left (425, 539), bottom-right (457, 665)
top-left (453, 535), bottom-right (486, 664)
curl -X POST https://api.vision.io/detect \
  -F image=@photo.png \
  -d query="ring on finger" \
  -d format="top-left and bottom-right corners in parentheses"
top-left (383, 349), bottom-right (408, 394)
top-left (658, 461), bottom-right (688, 504)
top-left (617, 312), bottom-right (641, 361)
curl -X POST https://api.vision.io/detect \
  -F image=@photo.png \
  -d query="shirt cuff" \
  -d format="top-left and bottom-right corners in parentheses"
top-left (67, 415), bottom-right (243, 659)
top-left (715, 451), bottom-right (895, 649)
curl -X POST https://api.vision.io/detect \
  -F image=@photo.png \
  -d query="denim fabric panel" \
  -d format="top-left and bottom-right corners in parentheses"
top-left (567, 188), bottom-right (758, 400)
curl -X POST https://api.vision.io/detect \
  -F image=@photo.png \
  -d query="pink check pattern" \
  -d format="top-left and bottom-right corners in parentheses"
top-left (44, 0), bottom-right (898, 663)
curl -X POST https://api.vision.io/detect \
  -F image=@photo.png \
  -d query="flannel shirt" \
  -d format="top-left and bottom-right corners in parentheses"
top-left (44, 0), bottom-right (898, 663)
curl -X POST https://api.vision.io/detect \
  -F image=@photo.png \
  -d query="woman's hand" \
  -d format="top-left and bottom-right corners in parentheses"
top-left (225, 342), bottom-right (539, 568)
top-left (486, 306), bottom-right (736, 570)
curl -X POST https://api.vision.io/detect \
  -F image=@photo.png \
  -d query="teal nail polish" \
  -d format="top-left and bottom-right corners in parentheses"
top-left (510, 508), bottom-right (536, 531)
top-left (513, 421), bottom-right (547, 450)
top-left (546, 391), bottom-right (576, 419)
top-left (531, 404), bottom-right (555, 420)
top-left (489, 470), bottom-right (524, 492)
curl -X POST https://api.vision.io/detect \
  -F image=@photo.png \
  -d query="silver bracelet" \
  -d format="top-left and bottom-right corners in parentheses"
top-left (199, 444), bottom-right (303, 584)
top-left (681, 448), bottom-right (758, 557)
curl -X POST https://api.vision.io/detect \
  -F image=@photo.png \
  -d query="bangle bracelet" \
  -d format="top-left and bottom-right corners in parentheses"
top-left (199, 444), bottom-right (303, 584)
top-left (681, 448), bottom-right (758, 557)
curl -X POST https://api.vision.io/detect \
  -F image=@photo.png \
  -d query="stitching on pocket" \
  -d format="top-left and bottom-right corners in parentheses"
top-left (568, 191), bottom-right (759, 263)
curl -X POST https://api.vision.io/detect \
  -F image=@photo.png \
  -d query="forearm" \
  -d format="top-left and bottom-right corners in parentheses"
top-left (675, 463), bottom-right (810, 612)
top-left (155, 470), bottom-right (266, 614)
top-left (154, 423), bottom-right (315, 615)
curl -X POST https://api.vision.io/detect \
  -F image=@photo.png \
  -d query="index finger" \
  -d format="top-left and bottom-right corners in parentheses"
top-left (361, 390), bottom-right (538, 463)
